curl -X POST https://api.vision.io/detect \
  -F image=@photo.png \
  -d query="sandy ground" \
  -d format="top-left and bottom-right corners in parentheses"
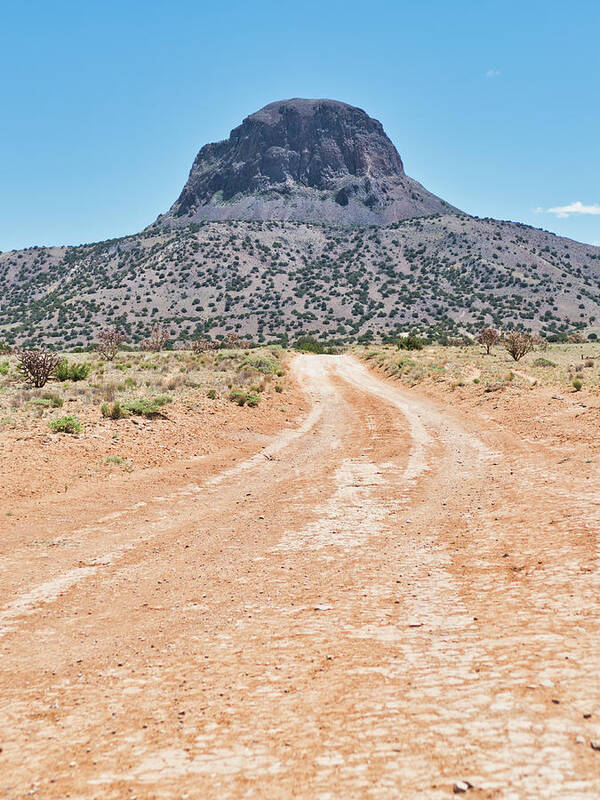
top-left (1, 354), bottom-right (599, 799)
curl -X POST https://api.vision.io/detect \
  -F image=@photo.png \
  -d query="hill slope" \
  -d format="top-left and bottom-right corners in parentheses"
top-left (1, 97), bottom-right (599, 346)
top-left (1, 215), bottom-right (598, 347)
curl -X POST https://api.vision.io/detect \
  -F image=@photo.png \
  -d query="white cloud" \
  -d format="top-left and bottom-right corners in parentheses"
top-left (539, 201), bottom-right (600, 218)
top-left (485, 69), bottom-right (501, 78)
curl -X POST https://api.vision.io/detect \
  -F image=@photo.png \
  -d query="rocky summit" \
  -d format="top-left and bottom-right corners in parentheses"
top-left (161, 98), bottom-right (455, 226)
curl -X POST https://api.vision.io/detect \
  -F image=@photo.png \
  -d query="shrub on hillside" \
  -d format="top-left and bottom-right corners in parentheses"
top-left (228, 389), bottom-right (260, 407)
top-left (396, 335), bottom-right (424, 351)
top-left (55, 360), bottom-right (90, 382)
top-left (49, 415), bottom-right (82, 434)
top-left (241, 355), bottom-right (277, 374)
top-left (101, 401), bottom-right (127, 419)
top-left (123, 395), bottom-right (172, 417)
top-left (32, 392), bottom-right (63, 408)
top-left (294, 336), bottom-right (325, 354)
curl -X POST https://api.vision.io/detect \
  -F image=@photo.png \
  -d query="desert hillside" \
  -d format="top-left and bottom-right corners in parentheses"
top-left (1, 215), bottom-right (599, 348)
top-left (1, 98), bottom-right (599, 348)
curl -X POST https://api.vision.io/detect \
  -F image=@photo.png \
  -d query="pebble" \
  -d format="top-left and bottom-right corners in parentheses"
top-left (453, 781), bottom-right (472, 794)
top-left (591, 740), bottom-right (600, 751)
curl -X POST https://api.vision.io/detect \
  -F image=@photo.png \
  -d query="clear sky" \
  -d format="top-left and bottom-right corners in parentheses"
top-left (1, 0), bottom-right (598, 251)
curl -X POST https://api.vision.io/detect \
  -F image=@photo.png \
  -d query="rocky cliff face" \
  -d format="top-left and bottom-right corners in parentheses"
top-left (161, 99), bottom-right (456, 226)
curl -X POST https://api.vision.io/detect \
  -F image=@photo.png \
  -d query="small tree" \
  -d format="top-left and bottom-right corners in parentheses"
top-left (17, 349), bottom-right (61, 387)
top-left (503, 331), bottom-right (536, 361)
top-left (397, 334), bottom-right (424, 351)
top-left (477, 328), bottom-right (500, 354)
top-left (140, 323), bottom-right (169, 352)
top-left (97, 326), bottom-right (125, 360)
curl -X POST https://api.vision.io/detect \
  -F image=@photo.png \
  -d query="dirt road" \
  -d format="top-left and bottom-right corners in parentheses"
top-left (2, 355), bottom-right (599, 798)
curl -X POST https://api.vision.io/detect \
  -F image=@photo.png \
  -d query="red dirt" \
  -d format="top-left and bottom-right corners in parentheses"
top-left (1, 355), bottom-right (599, 798)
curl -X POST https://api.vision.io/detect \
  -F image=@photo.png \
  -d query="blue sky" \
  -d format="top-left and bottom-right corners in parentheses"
top-left (1, 0), bottom-right (598, 250)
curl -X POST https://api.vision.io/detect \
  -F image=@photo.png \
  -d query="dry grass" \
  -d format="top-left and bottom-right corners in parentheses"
top-left (0, 345), bottom-right (287, 432)
top-left (355, 342), bottom-right (600, 393)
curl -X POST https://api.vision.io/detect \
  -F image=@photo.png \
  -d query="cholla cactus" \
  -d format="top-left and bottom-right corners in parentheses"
top-left (96, 326), bottom-right (125, 360)
top-left (16, 349), bottom-right (61, 387)
top-left (140, 323), bottom-right (170, 352)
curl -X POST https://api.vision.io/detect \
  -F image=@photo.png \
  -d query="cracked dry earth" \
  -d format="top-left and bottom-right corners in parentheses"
top-left (2, 354), bottom-right (600, 799)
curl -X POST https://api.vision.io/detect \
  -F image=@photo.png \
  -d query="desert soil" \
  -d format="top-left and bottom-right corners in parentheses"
top-left (1, 354), bottom-right (599, 799)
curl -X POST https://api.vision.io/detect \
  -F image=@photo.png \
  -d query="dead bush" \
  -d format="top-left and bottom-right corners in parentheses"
top-left (165, 375), bottom-right (183, 390)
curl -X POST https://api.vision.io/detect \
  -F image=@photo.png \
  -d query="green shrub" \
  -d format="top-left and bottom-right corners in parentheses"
top-left (55, 360), bottom-right (90, 382)
top-left (241, 356), bottom-right (277, 374)
top-left (397, 335), bottom-right (424, 351)
top-left (572, 379), bottom-right (583, 391)
top-left (206, 388), bottom-right (217, 399)
top-left (32, 392), bottom-right (63, 409)
top-left (294, 336), bottom-right (324, 354)
top-left (274, 384), bottom-right (283, 393)
top-left (123, 395), bottom-right (172, 417)
top-left (0, 360), bottom-right (9, 376)
top-left (101, 401), bottom-right (127, 419)
top-left (229, 389), bottom-right (248, 406)
top-left (49, 415), bottom-right (82, 434)
top-left (228, 389), bottom-right (260, 407)
top-left (534, 357), bottom-right (556, 367)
